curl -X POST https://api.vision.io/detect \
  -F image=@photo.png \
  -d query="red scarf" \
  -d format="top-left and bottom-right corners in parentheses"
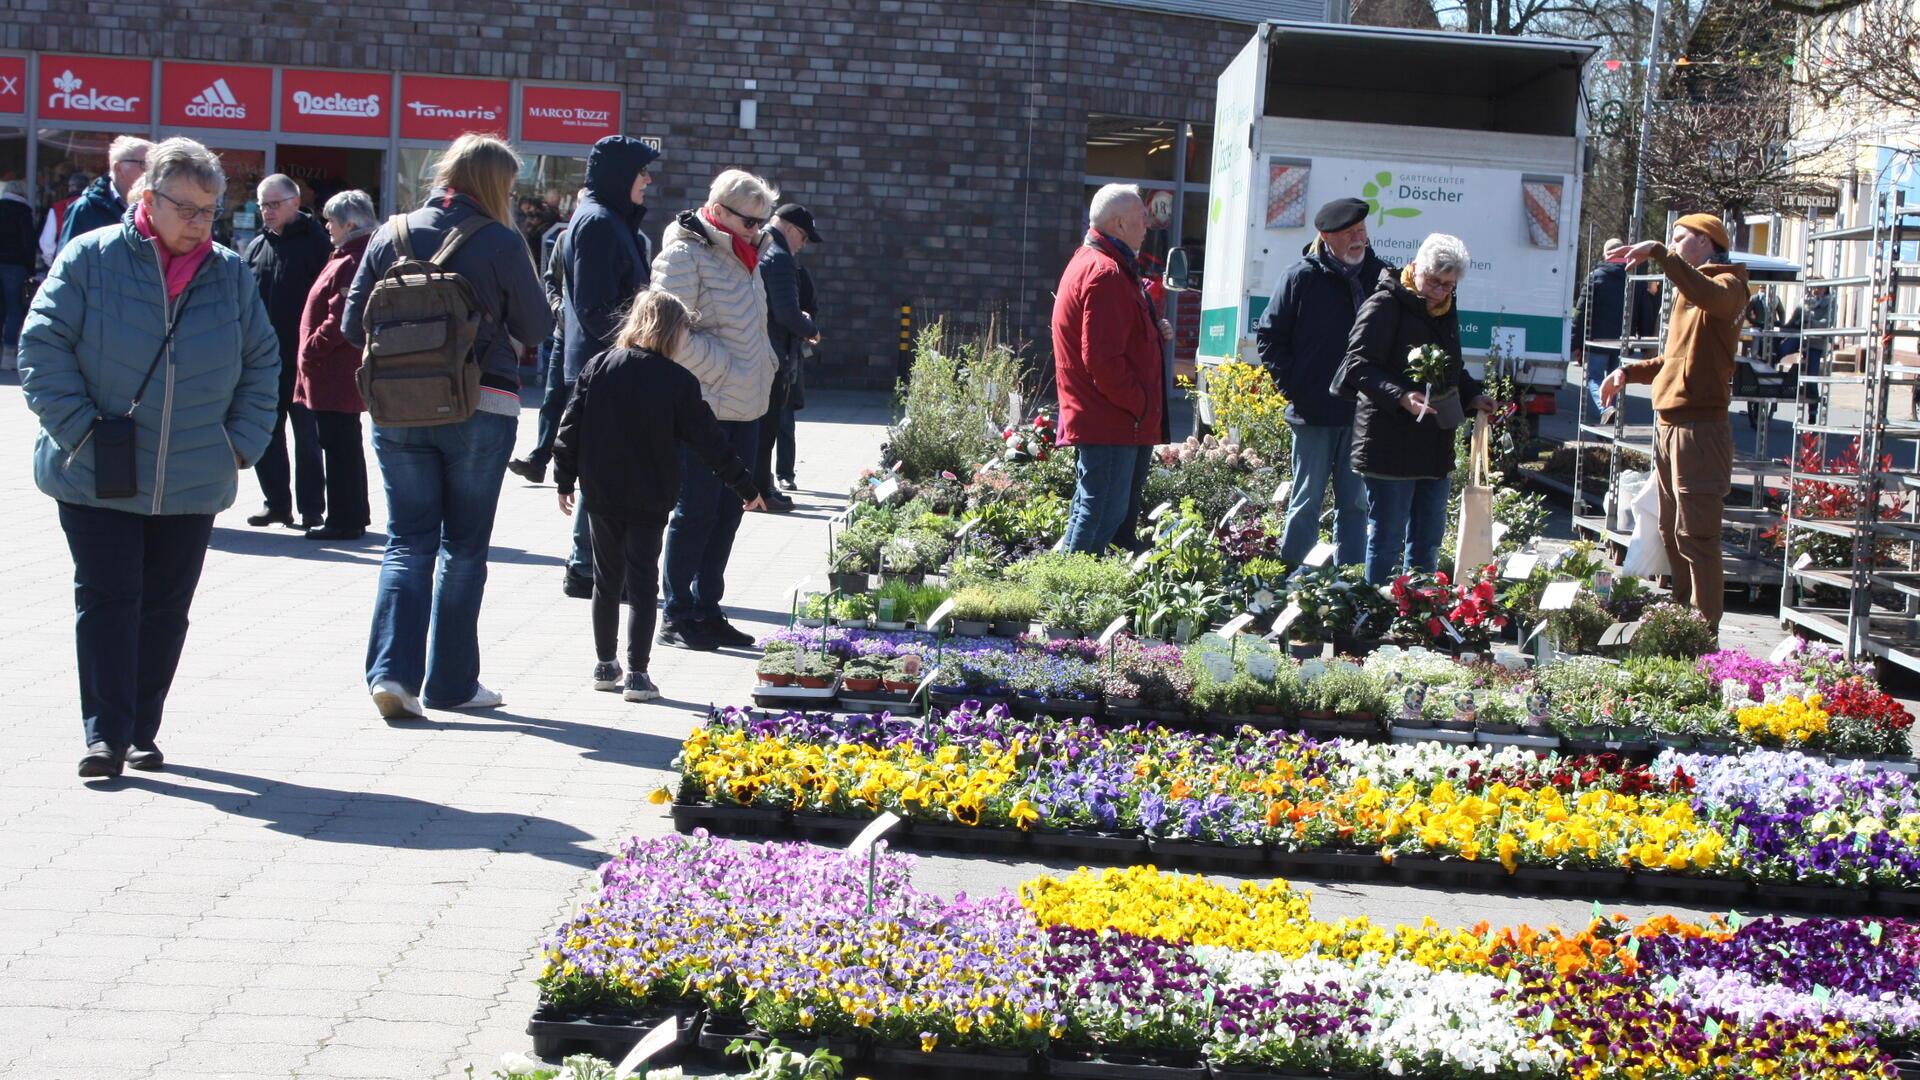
top-left (134, 201), bottom-right (214, 301)
top-left (702, 207), bottom-right (759, 272)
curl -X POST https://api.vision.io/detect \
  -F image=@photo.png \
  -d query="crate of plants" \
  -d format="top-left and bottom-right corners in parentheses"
top-left (535, 832), bottom-right (1920, 1080)
top-left (523, 1002), bottom-right (702, 1064)
top-left (754, 645), bottom-right (842, 708)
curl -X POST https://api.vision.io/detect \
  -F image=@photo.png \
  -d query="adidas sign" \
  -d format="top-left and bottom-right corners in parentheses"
top-left (185, 78), bottom-right (246, 121)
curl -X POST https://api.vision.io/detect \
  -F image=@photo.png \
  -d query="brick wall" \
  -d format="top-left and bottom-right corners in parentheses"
top-left (3, 0), bottom-right (1251, 388)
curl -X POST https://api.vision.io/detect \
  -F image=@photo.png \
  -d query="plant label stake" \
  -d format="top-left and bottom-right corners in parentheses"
top-left (787, 575), bottom-right (812, 628)
top-left (874, 476), bottom-right (900, 504)
top-left (1132, 547), bottom-right (1157, 572)
top-left (1437, 616), bottom-right (1464, 644)
top-left (1768, 636), bottom-right (1799, 663)
top-left (1273, 603), bottom-right (1303, 640)
top-left (1272, 479), bottom-right (1291, 506)
top-left (614, 1015), bottom-right (682, 1079)
top-left (1147, 501), bottom-right (1174, 522)
top-left (1220, 612), bottom-right (1255, 657)
top-left (913, 666), bottom-right (942, 706)
top-left (1491, 521), bottom-right (1509, 546)
top-left (1219, 497), bottom-right (1249, 531)
top-left (1539, 580), bottom-right (1580, 611)
top-left (925, 598), bottom-right (957, 633)
top-left (1007, 391), bottom-right (1025, 429)
top-left (849, 811), bottom-right (899, 916)
top-left (1303, 542), bottom-right (1338, 568)
top-left (1503, 552), bottom-right (1539, 579)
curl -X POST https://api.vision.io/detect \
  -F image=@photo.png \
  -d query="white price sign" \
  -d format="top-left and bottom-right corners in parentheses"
top-left (872, 477), bottom-right (900, 503)
top-left (1272, 602), bottom-right (1304, 638)
top-left (614, 1016), bottom-right (682, 1078)
top-left (924, 598), bottom-right (957, 630)
top-left (1303, 542), bottom-right (1338, 568)
top-left (1097, 616), bottom-right (1130, 648)
top-left (847, 811), bottom-right (902, 854)
top-left (1219, 612), bottom-right (1255, 638)
top-left (1539, 580), bottom-right (1580, 611)
top-left (1502, 552), bottom-right (1539, 579)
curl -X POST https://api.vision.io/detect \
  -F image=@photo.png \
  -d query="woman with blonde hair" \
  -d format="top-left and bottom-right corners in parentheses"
top-left (342, 133), bottom-right (552, 720)
top-left (551, 290), bottom-right (763, 701)
top-left (649, 168), bottom-right (780, 651)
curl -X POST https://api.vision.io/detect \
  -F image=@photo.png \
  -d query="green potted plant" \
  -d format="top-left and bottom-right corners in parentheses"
top-left (756, 651), bottom-right (797, 687)
top-left (907, 584), bottom-right (950, 629)
top-left (1628, 602), bottom-right (1719, 661)
top-left (991, 587), bottom-right (1039, 637)
top-left (829, 592), bottom-right (874, 628)
top-left (872, 579), bottom-right (914, 630)
top-left (797, 592), bottom-right (829, 627)
top-left (795, 652), bottom-right (840, 690)
top-left (949, 586), bottom-right (997, 636)
top-left (883, 654), bottom-right (922, 693)
top-left (842, 658), bottom-right (887, 693)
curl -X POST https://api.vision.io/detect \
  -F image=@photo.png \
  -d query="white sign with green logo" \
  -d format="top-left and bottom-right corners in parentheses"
top-left (1255, 155), bottom-right (1573, 360)
top-left (1197, 32), bottom-right (1266, 362)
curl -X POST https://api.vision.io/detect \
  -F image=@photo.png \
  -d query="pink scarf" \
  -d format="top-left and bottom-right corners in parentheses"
top-left (134, 201), bottom-right (214, 301)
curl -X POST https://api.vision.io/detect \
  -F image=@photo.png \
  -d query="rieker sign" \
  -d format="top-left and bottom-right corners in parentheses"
top-left (39, 55), bottom-right (150, 123)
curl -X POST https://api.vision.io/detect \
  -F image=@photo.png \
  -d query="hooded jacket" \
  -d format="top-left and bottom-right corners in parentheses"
top-left (343, 189), bottom-right (552, 395)
top-left (552, 346), bottom-right (759, 518)
top-left (1051, 230), bottom-right (1167, 447)
top-left (650, 209), bottom-right (778, 423)
top-left (294, 230), bottom-right (371, 414)
top-left (1572, 259), bottom-right (1662, 351)
top-left (760, 226), bottom-right (817, 371)
top-left (1256, 239), bottom-right (1392, 426)
top-left (1333, 268), bottom-right (1483, 480)
top-left (20, 211), bottom-right (281, 515)
top-left (245, 210), bottom-right (333, 400)
top-left (564, 136), bottom-right (660, 381)
top-left (1622, 249), bottom-right (1749, 421)
top-left (57, 174), bottom-right (126, 250)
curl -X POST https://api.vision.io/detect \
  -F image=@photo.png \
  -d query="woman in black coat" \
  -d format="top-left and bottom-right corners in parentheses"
top-left (1332, 233), bottom-right (1494, 585)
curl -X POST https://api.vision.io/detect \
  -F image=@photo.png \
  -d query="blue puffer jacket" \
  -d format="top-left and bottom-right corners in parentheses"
top-left (20, 213), bottom-right (282, 516)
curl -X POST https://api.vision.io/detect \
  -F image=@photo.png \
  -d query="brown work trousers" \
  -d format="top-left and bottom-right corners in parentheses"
top-left (1653, 416), bottom-right (1733, 629)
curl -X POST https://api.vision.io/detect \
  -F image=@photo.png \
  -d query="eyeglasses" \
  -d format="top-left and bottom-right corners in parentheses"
top-left (154, 189), bottom-right (224, 225)
top-left (259, 195), bottom-right (297, 212)
top-left (1419, 275), bottom-right (1459, 295)
top-left (722, 203), bottom-right (768, 230)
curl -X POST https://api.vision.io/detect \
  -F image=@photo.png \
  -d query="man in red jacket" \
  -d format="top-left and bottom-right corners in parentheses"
top-left (1052, 184), bottom-right (1173, 553)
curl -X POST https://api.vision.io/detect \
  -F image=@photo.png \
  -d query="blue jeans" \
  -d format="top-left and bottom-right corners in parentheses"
top-left (1363, 475), bottom-right (1451, 585)
top-left (1063, 444), bottom-right (1153, 554)
top-left (0, 263), bottom-right (27, 349)
top-left (1279, 423), bottom-right (1367, 566)
top-left (1584, 347), bottom-right (1620, 416)
top-left (662, 419), bottom-right (759, 624)
top-left (569, 485), bottom-right (592, 579)
top-left (526, 339), bottom-right (570, 468)
top-left (366, 410), bottom-right (516, 707)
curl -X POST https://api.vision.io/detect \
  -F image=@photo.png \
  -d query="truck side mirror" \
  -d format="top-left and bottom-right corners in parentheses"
top-left (1164, 247), bottom-right (1197, 292)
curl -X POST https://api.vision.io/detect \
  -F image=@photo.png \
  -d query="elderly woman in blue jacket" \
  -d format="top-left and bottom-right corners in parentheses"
top-left (20, 137), bottom-right (280, 781)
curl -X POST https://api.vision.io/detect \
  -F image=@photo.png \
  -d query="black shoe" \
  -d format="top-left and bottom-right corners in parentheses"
top-left (247, 508), bottom-right (294, 527)
top-left (778, 476), bottom-right (798, 491)
top-left (562, 569), bottom-right (594, 600)
top-left (305, 525), bottom-right (365, 541)
top-left (507, 457), bottom-right (546, 484)
top-left (299, 516), bottom-right (323, 530)
top-left (700, 616), bottom-right (756, 649)
top-left (78, 742), bottom-right (124, 779)
top-left (127, 744), bottom-right (165, 771)
top-left (658, 621), bottom-right (720, 651)
top-left (758, 492), bottom-right (796, 514)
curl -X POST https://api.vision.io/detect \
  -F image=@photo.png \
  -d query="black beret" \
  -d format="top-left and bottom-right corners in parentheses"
top-left (1314, 197), bottom-right (1370, 233)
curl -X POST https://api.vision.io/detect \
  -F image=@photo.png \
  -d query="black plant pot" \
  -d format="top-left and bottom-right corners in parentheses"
top-left (1028, 828), bottom-right (1149, 862)
top-left (908, 821), bottom-right (1022, 856)
top-left (788, 813), bottom-right (873, 846)
top-left (1146, 837), bottom-right (1270, 875)
top-left (671, 800), bottom-right (791, 839)
top-left (696, 1011), bottom-right (757, 1052)
top-left (1873, 886), bottom-right (1920, 918)
top-left (1759, 880), bottom-right (1868, 915)
top-left (527, 1004), bottom-right (701, 1061)
top-left (1050, 1047), bottom-right (1206, 1080)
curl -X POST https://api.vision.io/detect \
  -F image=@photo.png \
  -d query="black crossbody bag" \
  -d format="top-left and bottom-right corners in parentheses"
top-left (90, 317), bottom-right (179, 501)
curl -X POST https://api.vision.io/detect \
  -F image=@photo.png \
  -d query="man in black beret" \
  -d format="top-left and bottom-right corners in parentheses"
top-left (1255, 196), bottom-right (1392, 567)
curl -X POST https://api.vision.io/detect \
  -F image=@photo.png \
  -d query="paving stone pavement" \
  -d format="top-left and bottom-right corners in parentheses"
top-left (0, 376), bottom-right (1891, 1080)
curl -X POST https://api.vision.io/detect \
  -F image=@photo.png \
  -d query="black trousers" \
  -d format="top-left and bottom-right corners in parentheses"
top-left (256, 396), bottom-right (324, 520)
top-left (588, 509), bottom-right (669, 671)
top-left (312, 410), bottom-right (370, 531)
top-left (57, 502), bottom-right (214, 752)
top-left (753, 371), bottom-right (790, 496)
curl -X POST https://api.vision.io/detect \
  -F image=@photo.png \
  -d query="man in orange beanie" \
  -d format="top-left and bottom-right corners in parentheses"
top-left (1599, 214), bottom-right (1748, 632)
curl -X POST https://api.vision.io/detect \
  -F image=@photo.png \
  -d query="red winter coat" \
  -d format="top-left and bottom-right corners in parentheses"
top-left (294, 230), bottom-right (369, 414)
top-left (1051, 232), bottom-right (1165, 447)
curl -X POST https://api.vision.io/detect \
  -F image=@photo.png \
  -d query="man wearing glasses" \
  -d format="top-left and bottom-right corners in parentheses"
top-left (57, 135), bottom-right (152, 252)
top-left (243, 174), bottom-right (331, 530)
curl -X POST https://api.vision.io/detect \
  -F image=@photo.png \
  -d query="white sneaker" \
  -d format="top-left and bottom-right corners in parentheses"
top-left (370, 679), bottom-right (424, 720)
top-left (449, 684), bottom-right (504, 710)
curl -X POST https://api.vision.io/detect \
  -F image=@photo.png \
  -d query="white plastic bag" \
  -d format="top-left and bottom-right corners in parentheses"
top-left (1614, 469), bottom-right (1649, 532)
top-left (1619, 474), bottom-right (1670, 579)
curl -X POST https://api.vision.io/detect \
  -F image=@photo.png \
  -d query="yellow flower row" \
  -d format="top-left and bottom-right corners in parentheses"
top-left (1735, 693), bottom-right (1830, 745)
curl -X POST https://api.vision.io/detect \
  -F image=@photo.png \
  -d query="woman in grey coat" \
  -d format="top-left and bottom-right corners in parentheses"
top-left (20, 137), bottom-right (281, 780)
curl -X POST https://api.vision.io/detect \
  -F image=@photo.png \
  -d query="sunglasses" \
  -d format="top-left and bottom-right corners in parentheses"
top-left (722, 203), bottom-right (768, 230)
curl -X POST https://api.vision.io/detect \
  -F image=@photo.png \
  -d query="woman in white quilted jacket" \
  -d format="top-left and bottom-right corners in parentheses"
top-left (648, 169), bottom-right (780, 651)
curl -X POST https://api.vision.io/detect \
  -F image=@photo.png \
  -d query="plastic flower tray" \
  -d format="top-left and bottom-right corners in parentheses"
top-left (525, 1004), bottom-right (700, 1062)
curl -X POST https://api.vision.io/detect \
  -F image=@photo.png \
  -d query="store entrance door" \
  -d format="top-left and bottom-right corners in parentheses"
top-left (275, 143), bottom-right (384, 219)
top-left (205, 146), bottom-right (267, 251)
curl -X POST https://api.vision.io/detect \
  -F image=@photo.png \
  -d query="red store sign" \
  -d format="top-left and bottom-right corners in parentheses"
top-left (39, 55), bottom-right (151, 124)
top-left (398, 75), bottom-right (509, 141)
top-left (281, 68), bottom-right (389, 139)
top-left (161, 62), bottom-right (271, 131)
top-left (520, 85), bottom-right (621, 145)
top-left (0, 56), bottom-right (24, 115)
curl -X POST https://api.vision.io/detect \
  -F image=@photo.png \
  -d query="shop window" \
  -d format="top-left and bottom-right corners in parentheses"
top-left (35, 128), bottom-right (112, 226)
top-left (395, 146), bottom-right (443, 216)
top-left (278, 144), bottom-right (384, 218)
top-left (205, 147), bottom-right (266, 252)
top-left (1086, 114), bottom-right (1178, 182)
top-left (0, 126), bottom-right (24, 187)
top-left (515, 153), bottom-right (587, 261)
top-left (1185, 124), bottom-right (1213, 185)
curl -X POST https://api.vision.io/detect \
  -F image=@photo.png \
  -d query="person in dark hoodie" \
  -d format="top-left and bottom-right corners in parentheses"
top-left (1256, 197), bottom-right (1390, 568)
top-left (244, 173), bottom-right (333, 529)
top-left (553, 290), bottom-right (764, 702)
top-left (751, 203), bottom-right (822, 512)
top-left (57, 136), bottom-right (152, 250)
top-left (1572, 240), bottom-right (1664, 424)
top-left (535, 136), bottom-right (659, 597)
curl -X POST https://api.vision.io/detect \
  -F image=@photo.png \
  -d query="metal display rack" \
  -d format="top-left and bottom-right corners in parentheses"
top-left (1571, 219), bottom-right (1801, 598)
top-left (1780, 194), bottom-right (1920, 674)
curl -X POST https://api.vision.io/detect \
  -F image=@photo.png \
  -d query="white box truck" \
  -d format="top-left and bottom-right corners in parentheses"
top-left (1182, 23), bottom-right (1598, 411)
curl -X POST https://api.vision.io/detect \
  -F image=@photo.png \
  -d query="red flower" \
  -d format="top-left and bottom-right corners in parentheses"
top-left (1427, 617), bottom-right (1443, 638)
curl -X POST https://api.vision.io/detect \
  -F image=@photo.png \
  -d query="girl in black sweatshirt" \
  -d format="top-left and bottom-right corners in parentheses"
top-left (553, 291), bottom-right (764, 701)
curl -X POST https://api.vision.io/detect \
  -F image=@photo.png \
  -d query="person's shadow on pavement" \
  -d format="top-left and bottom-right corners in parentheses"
top-left (424, 708), bottom-right (688, 771)
top-left (122, 765), bottom-right (607, 869)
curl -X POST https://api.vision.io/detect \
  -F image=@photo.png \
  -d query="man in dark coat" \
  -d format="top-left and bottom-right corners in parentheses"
top-left (776, 261), bottom-right (816, 490)
top-left (57, 136), bottom-right (151, 251)
top-left (752, 203), bottom-right (822, 512)
top-left (543, 137), bottom-right (660, 596)
top-left (508, 188), bottom-right (587, 488)
top-left (1255, 197), bottom-right (1390, 568)
top-left (244, 173), bottom-right (332, 528)
top-left (1572, 241), bottom-right (1663, 424)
